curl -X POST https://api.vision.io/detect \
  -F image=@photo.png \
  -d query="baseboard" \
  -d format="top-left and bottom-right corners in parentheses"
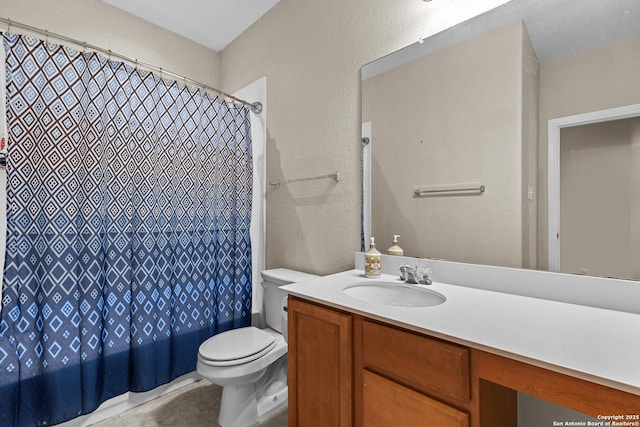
top-left (57, 371), bottom-right (201, 427)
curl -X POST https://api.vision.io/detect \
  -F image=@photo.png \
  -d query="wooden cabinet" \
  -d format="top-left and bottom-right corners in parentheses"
top-left (287, 297), bottom-right (353, 427)
top-left (287, 296), bottom-right (637, 427)
top-left (288, 297), bottom-right (484, 427)
top-left (360, 320), bottom-right (470, 401)
top-left (355, 318), bottom-right (476, 427)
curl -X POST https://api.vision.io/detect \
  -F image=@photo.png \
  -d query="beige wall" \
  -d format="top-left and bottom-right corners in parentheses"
top-left (362, 21), bottom-right (529, 268)
top-left (538, 36), bottom-right (640, 269)
top-left (220, 0), bottom-right (509, 275)
top-left (521, 24), bottom-right (539, 269)
top-left (560, 118), bottom-right (640, 280)
top-left (0, 0), bottom-right (221, 88)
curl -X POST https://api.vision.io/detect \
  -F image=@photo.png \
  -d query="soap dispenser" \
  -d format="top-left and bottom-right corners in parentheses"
top-left (388, 235), bottom-right (403, 256)
top-left (364, 237), bottom-right (382, 278)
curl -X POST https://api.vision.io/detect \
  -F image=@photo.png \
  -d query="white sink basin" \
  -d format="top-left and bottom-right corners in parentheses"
top-left (342, 281), bottom-right (445, 307)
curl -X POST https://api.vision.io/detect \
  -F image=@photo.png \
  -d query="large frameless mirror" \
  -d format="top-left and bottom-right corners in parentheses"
top-left (361, 0), bottom-right (640, 280)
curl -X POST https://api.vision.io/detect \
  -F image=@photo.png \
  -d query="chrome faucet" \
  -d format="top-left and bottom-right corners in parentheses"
top-left (399, 264), bottom-right (432, 285)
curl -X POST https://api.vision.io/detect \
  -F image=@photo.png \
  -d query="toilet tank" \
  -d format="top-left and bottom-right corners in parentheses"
top-left (260, 268), bottom-right (318, 332)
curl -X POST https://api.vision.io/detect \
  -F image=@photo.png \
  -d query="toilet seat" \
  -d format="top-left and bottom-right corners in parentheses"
top-left (199, 326), bottom-right (276, 367)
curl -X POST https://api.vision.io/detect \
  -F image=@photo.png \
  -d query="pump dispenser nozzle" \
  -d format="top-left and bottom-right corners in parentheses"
top-left (388, 235), bottom-right (403, 256)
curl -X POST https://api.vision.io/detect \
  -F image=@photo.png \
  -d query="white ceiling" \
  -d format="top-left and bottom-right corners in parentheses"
top-left (102, 0), bottom-right (280, 52)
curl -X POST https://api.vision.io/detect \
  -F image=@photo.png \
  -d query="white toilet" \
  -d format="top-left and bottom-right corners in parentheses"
top-left (197, 268), bottom-right (318, 427)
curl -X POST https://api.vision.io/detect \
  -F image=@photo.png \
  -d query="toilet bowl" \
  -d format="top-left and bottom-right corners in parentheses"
top-left (197, 268), bottom-right (318, 427)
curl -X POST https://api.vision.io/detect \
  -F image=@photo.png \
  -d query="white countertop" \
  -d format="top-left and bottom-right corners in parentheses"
top-left (282, 269), bottom-right (640, 396)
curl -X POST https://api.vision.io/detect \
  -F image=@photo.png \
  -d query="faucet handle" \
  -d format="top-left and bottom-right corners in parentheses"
top-left (399, 264), bottom-right (411, 281)
top-left (417, 264), bottom-right (433, 285)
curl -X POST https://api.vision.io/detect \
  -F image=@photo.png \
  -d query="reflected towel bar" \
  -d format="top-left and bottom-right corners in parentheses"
top-left (269, 172), bottom-right (340, 188)
top-left (414, 183), bottom-right (485, 197)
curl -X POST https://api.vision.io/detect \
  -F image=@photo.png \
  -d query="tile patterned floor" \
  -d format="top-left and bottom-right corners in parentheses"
top-left (90, 380), bottom-right (288, 427)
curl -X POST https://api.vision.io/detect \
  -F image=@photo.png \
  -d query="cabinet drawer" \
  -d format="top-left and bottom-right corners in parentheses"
top-left (362, 320), bottom-right (470, 401)
top-left (363, 369), bottom-right (469, 427)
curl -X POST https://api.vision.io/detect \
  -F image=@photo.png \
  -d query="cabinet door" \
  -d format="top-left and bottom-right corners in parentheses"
top-left (363, 370), bottom-right (469, 427)
top-left (288, 297), bottom-right (353, 427)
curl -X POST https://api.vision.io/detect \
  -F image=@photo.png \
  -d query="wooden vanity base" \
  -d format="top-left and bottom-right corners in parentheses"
top-left (478, 350), bottom-right (639, 417)
top-left (288, 296), bottom-right (640, 426)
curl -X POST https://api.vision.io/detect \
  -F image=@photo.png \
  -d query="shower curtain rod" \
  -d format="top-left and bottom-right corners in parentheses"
top-left (0, 17), bottom-right (263, 114)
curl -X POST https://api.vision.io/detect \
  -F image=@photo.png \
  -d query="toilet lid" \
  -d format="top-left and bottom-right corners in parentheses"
top-left (198, 327), bottom-right (276, 366)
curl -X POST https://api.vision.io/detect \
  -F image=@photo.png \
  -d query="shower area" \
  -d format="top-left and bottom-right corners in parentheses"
top-left (0, 19), bottom-right (266, 427)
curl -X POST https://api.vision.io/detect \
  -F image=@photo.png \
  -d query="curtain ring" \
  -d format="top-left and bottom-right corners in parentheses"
top-left (7, 18), bottom-right (11, 33)
top-left (83, 41), bottom-right (87, 55)
top-left (45, 29), bottom-right (49, 44)
top-left (108, 49), bottom-right (112, 61)
top-left (134, 58), bottom-right (138, 70)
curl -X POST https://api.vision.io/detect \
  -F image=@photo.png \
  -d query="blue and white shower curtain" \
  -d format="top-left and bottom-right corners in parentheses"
top-left (0, 32), bottom-right (253, 426)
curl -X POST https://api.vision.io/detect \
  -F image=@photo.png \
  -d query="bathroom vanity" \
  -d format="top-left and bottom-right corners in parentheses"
top-left (284, 265), bottom-right (640, 427)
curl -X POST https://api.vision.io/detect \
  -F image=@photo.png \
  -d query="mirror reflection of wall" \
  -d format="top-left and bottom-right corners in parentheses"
top-left (538, 35), bottom-right (640, 272)
top-left (559, 117), bottom-right (640, 280)
top-left (362, 0), bottom-right (640, 280)
top-left (361, 123), bottom-right (372, 251)
top-left (362, 20), bottom-right (537, 269)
